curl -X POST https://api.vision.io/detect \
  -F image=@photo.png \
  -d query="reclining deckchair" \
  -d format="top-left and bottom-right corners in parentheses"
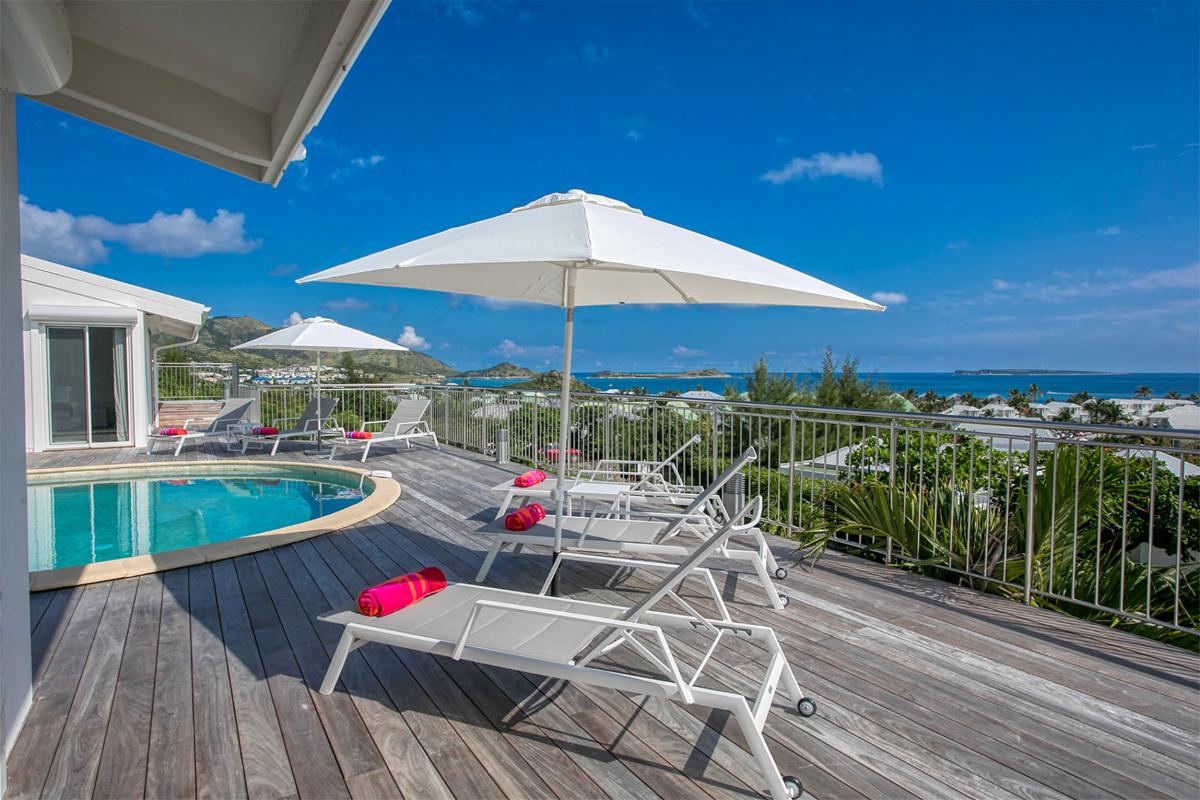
top-left (318, 497), bottom-right (815, 800)
top-left (328, 398), bottom-right (439, 462)
top-left (491, 434), bottom-right (706, 518)
top-left (146, 397), bottom-right (254, 456)
top-left (239, 396), bottom-right (340, 455)
top-left (478, 448), bottom-right (791, 609)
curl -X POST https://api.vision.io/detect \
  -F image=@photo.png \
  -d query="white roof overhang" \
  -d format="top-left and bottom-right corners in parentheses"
top-left (21, 254), bottom-right (209, 338)
top-left (3, 0), bottom-right (389, 185)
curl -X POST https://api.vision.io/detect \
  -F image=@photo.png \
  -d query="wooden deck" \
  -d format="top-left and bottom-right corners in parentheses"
top-left (9, 442), bottom-right (1200, 800)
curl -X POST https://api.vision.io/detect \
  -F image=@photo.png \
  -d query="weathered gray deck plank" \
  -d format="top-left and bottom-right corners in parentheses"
top-left (11, 443), bottom-right (1200, 800)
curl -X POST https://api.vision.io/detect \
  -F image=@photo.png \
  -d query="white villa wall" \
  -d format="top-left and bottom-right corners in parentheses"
top-left (20, 256), bottom-right (207, 453)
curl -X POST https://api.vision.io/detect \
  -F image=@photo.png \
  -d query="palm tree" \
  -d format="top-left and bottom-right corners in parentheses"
top-left (1134, 385), bottom-right (1153, 398)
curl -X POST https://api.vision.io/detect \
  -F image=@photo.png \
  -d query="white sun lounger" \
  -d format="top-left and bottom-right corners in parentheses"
top-left (146, 397), bottom-right (254, 456)
top-left (238, 396), bottom-right (340, 455)
top-left (478, 448), bottom-right (791, 609)
top-left (318, 496), bottom-right (815, 800)
top-left (491, 434), bottom-right (706, 517)
top-left (328, 398), bottom-right (439, 462)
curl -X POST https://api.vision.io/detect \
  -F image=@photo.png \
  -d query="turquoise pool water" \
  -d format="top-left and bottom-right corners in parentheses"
top-left (28, 468), bottom-right (369, 571)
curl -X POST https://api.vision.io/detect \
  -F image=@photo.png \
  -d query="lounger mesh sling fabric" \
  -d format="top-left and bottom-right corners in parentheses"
top-left (491, 434), bottom-right (706, 517)
top-left (239, 396), bottom-right (339, 455)
top-left (328, 398), bottom-right (439, 462)
top-left (318, 497), bottom-right (815, 800)
top-left (477, 447), bottom-right (792, 609)
top-left (146, 398), bottom-right (253, 456)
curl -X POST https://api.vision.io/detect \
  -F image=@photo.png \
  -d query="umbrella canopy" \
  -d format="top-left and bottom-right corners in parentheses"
top-left (298, 190), bottom-right (886, 582)
top-left (233, 316), bottom-right (407, 353)
top-left (235, 316), bottom-right (407, 450)
top-left (299, 190), bottom-right (884, 311)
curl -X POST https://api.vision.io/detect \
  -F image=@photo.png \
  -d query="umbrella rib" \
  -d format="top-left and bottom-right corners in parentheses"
top-left (655, 269), bottom-right (698, 304)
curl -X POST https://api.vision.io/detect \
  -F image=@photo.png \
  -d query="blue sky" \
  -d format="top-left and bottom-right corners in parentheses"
top-left (16, 1), bottom-right (1199, 373)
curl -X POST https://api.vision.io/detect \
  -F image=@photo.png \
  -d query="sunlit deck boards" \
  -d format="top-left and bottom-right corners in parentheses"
top-left (11, 443), bottom-right (1200, 800)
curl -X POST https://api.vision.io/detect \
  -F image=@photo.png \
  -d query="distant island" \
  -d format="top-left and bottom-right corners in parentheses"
top-left (954, 369), bottom-right (1110, 376)
top-left (592, 368), bottom-right (730, 379)
top-left (454, 362), bottom-right (536, 379)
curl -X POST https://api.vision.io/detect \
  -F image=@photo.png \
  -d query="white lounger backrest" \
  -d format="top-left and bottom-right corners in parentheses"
top-left (205, 398), bottom-right (253, 432)
top-left (629, 434), bottom-right (701, 490)
top-left (295, 396), bottom-right (339, 430)
top-left (638, 446), bottom-right (756, 543)
top-left (607, 494), bottom-right (763, 624)
top-left (383, 398), bottom-right (430, 436)
top-left (619, 450), bottom-right (761, 624)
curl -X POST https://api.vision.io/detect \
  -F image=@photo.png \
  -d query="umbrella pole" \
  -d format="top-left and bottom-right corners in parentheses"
top-left (315, 349), bottom-right (322, 454)
top-left (551, 267), bottom-right (577, 596)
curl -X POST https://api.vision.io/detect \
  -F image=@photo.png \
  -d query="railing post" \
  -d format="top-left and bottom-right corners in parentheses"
top-left (786, 412), bottom-right (797, 535)
top-left (887, 420), bottom-right (897, 565)
top-left (1023, 428), bottom-right (1038, 604)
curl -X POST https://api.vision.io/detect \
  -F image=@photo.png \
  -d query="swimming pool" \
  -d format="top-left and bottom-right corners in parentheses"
top-left (26, 462), bottom-right (400, 588)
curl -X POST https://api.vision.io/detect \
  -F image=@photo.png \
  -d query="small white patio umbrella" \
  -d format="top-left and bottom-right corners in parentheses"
top-left (298, 190), bottom-right (886, 579)
top-left (234, 316), bottom-right (408, 449)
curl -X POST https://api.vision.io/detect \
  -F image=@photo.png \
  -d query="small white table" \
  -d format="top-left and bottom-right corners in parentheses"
top-left (492, 478), bottom-right (635, 519)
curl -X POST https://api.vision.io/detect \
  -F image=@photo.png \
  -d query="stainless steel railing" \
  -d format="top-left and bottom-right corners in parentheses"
top-left (421, 383), bottom-right (1199, 640)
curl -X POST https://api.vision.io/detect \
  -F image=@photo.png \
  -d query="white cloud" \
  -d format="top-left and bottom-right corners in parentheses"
top-left (760, 151), bottom-right (883, 186)
top-left (350, 154), bottom-right (385, 168)
top-left (672, 345), bottom-right (707, 358)
top-left (946, 240), bottom-right (970, 250)
top-left (1131, 143), bottom-right (1157, 150)
top-left (19, 196), bottom-right (258, 265)
top-left (626, 128), bottom-right (645, 141)
top-left (269, 263), bottom-right (299, 277)
top-left (996, 263), bottom-right (1199, 303)
top-left (323, 297), bottom-right (372, 311)
top-left (284, 312), bottom-right (304, 326)
top-left (871, 291), bottom-right (908, 306)
top-left (493, 339), bottom-right (562, 363)
top-left (1097, 225), bottom-right (1125, 236)
top-left (582, 43), bottom-right (610, 64)
top-left (991, 279), bottom-right (1016, 290)
top-left (397, 325), bottom-right (431, 351)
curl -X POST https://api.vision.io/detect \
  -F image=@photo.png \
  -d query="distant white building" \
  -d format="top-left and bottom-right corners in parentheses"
top-left (679, 389), bottom-right (723, 401)
top-left (1149, 404), bottom-right (1200, 431)
top-left (21, 256), bottom-right (209, 452)
top-left (941, 403), bottom-right (983, 417)
top-left (980, 401), bottom-right (1020, 418)
top-left (1109, 397), bottom-right (1193, 423)
top-left (1041, 401), bottom-right (1085, 422)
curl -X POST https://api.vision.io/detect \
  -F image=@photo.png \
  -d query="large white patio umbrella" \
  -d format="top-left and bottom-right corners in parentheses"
top-left (298, 189), bottom-right (886, 578)
top-left (234, 316), bottom-right (408, 449)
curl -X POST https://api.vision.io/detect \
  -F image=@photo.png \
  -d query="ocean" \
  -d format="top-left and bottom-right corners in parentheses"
top-left (461, 371), bottom-right (1200, 401)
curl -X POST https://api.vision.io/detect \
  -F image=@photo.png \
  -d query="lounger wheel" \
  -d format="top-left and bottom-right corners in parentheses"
top-left (796, 698), bottom-right (817, 717)
top-left (774, 567), bottom-right (788, 579)
top-left (779, 594), bottom-right (790, 608)
top-left (783, 775), bottom-right (804, 799)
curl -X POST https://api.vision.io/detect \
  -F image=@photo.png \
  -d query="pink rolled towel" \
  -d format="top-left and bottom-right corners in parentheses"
top-left (158, 427), bottom-right (189, 436)
top-left (347, 431), bottom-right (373, 440)
top-left (505, 503), bottom-right (547, 531)
top-left (251, 426), bottom-right (279, 435)
top-left (357, 567), bottom-right (447, 617)
top-left (513, 469), bottom-right (547, 487)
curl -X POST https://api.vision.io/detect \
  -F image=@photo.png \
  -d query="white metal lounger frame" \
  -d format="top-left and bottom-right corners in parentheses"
top-left (327, 398), bottom-right (440, 462)
top-left (318, 496), bottom-right (814, 800)
top-left (239, 396), bottom-right (340, 455)
top-left (577, 433), bottom-right (706, 503)
top-left (478, 448), bottom-right (792, 608)
top-left (492, 434), bottom-right (706, 517)
top-left (146, 398), bottom-right (254, 456)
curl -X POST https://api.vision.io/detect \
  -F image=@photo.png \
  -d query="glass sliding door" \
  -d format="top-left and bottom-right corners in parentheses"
top-left (46, 325), bottom-right (132, 446)
top-left (47, 327), bottom-right (88, 444)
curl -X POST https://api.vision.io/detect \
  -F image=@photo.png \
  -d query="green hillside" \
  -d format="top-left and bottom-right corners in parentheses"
top-left (166, 315), bottom-right (455, 377)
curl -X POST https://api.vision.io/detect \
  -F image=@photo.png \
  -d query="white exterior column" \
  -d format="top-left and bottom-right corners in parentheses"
top-left (0, 89), bottom-right (31, 790)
